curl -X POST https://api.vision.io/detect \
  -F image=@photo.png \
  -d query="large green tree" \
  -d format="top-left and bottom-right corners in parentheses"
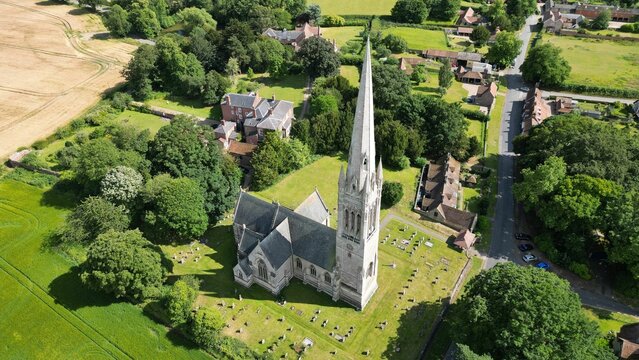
top-left (190, 308), bottom-right (225, 349)
top-left (147, 116), bottom-right (241, 224)
top-left (486, 32), bottom-right (522, 68)
top-left (251, 132), bottom-right (312, 190)
top-left (590, 9), bottom-right (611, 30)
top-left (391, 0), bottom-right (429, 23)
top-left (430, 0), bottom-right (462, 21)
top-left (175, 7), bottom-right (217, 34)
top-left (520, 43), bottom-right (571, 87)
top-left (375, 120), bottom-right (409, 168)
top-left (130, 3), bottom-right (161, 38)
top-left (297, 37), bottom-right (340, 78)
top-left (103, 5), bottom-right (131, 37)
top-left (513, 156), bottom-right (567, 208)
top-left (372, 64), bottom-right (412, 110)
top-left (470, 26), bottom-right (491, 46)
top-left (603, 190), bottom-right (639, 283)
top-left (100, 166), bottom-right (144, 207)
top-left (81, 230), bottom-right (169, 300)
top-left (202, 70), bottom-right (231, 105)
top-left (453, 263), bottom-right (616, 360)
top-left (505, 0), bottom-right (537, 29)
top-left (165, 276), bottom-right (200, 325)
top-left (59, 196), bottom-right (130, 244)
top-left (123, 44), bottom-right (158, 100)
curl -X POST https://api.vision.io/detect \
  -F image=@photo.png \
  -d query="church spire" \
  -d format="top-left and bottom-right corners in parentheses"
top-left (345, 38), bottom-right (375, 191)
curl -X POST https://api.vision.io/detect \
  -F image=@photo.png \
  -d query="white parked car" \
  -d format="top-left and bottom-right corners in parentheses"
top-left (522, 254), bottom-right (537, 263)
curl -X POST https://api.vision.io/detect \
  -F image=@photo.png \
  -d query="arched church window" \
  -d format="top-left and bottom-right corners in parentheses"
top-left (356, 214), bottom-right (361, 234)
top-left (344, 209), bottom-right (349, 230)
top-left (296, 258), bottom-right (302, 269)
top-left (310, 265), bottom-right (317, 277)
top-left (258, 260), bottom-right (268, 281)
top-left (324, 273), bottom-right (331, 284)
top-left (350, 211), bottom-right (355, 231)
top-left (367, 261), bottom-right (373, 277)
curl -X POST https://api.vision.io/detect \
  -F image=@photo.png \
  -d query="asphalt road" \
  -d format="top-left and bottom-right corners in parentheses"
top-left (483, 16), bottom-right (639, 317)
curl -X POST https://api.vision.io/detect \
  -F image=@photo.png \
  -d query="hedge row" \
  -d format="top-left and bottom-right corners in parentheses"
top-left (552, 83), bottom-right (639, 99)
top-left (377, 19), bottom-right (448, 31)
top-left (461, 108), bottom-right (490, 123)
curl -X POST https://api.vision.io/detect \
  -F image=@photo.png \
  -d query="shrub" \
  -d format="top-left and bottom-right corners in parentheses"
top-left (4, 168), bottom-right (57, 188)
top-left (461, 108), bottom-right (490, 122)
top-left (32, 139), bottom-right (50, 150)
top-left (554, 83), bottom-right (639, 99)
top-left (382, 181), bottom-right (404, 208)
top-left (413, 157), bottom-right (427, 168)
top-left (21, 151), bottom-right (49, 169)
top-left (111, 92), bottom-right (134, 111)
top-left (321, 14), bottom-right (346, 26)
top-left (189, 308), bottom-right (225, 349)
top-left (568, 262), bottom-right (592, 280)
top-left (475, 215), bottom-right (491, 234)
top-left (397, 155), bottom-right (410, 169)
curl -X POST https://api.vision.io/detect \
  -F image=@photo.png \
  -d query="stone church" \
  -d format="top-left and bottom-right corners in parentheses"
top-left (232, 40), bottom-right (382, 310)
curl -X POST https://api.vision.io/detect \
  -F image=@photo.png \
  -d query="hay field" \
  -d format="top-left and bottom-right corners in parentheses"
top-left (0, 0), bottom-right (137, 159)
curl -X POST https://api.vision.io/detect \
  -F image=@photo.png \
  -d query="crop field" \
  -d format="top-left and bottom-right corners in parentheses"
top-left (0, 0), bottom-right (136, 159)
top-left (542, 35), bottom-right (639, 90)
top-left (311, 0), bottom-right (397, 15)
top-left (0, 180), bottom-right (208, 359)
top-left (168, 218), bottom-right (468, 359)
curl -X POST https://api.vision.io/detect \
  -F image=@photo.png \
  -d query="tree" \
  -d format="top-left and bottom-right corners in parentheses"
top-left (430, 0), bottom-right (462, 21)
top-left (470, 26), bottom-right (491, 47)
top-left (297, 37), bottom-right (340, 78)
top-left (190, 308), bottom-right (225, 349)
top-left (381, 34), bottom-right (408, 54)
top-left (382, 182), bottom-right (404, 208)
top-left (391, 0), bottom-right (429, 24)
top-left (147, 116), bottom-right (241, 224)
top-left (375, 120), bottom-right (409, 168)
top-left (178, 53), bottom-right (206, 97)
top-left (505, 0), bottom-right (537, 29)
top-left (175, 7), bottom-right (217, 35)
top-left (81, 230), bottom-right (168, 300)
top-left (513, 156), bottom-right (567, 208)
top-left (438, 58), bottom-right (453, 90)
top-left (130, 3), bottom-right (161, 38)
top-left (486, 0), bottom-right (511, 30)
top-left (603, 190), bottom-right (639, 282)
top-left (103, 5), bottom-right (131, 37)
top-left (411, 64), bottom-right (427, 83)
top-left (188, 26), bottom-right (222, 72)
top-left (486, 32), bottom-right (522, 68)
top-left (452, 263), bottom-right (616, 360)
top-left (149, 0), bottom-right (174, 28)
top-left (59, 196), bottom-right (130, 244)
top-left (520, 43), bottom-right (571, 87)
top-left (310, 93), bottom-right (339, 116)
top-left (453, 344), bottom-right (493, 360)
top-left (251, 132), bottom-right (311, 190)
top-left (305, 3), bottom-right (321, 23)
top-left (79, 0), bottom-right (105, 11)
top-left (123, 44), bottom-right (157, 100)
top-left (372, 64), bottom-right (412, 109)
top-left (165, 276), bottom-right (200, 325)
top-left (590, 9), bottom-right (611, 30)
top-left (202, 70), bottom-right (231, 105)
top-left (322, 14), bottom-right (345, 26)
top-left (100, 166), bottom-right (144, 206)
top-left (225, 57), bottom-right (241, 80)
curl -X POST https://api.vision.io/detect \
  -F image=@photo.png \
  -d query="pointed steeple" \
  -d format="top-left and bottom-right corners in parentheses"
top-left (346, 38), bottom-right (375, 191)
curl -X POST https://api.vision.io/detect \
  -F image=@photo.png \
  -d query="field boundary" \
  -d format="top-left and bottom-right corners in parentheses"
top-left (0, 242), bottom-right (131, 359)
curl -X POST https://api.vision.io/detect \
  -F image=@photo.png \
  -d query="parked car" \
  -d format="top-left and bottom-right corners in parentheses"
top-left (523, 254), bottom-right (537, 263)
top-left (535, 261), bottom-right (550, 270)
top-left (518, 243), bottom-right (534, 252)
top-left (515, 233), bottom-right (532, 241)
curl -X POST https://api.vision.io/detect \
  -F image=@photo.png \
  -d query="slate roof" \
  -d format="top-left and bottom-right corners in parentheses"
top-left (294, 189), bottom-right (330, 224)
top-left (238, 226), bottom-right (262, 254)
top-left (223, 93), bottom-right (261, 108)
top-left (234, 192), bottom-right (336, 270)
top-left (620, 323), bottom-right (639, 359)
top-left (259, 219), bottom-right (293, 270)
top-left (457, 52), bottom-right (482, 62)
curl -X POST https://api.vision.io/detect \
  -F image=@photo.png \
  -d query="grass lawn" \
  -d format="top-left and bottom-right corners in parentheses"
top-left (462, 187), bottom-right (480, 213)
top-left (443, 81), bottom-right (471, 103)
top-left (586, 29), bottom-right (639, 39)
top-left (584, 307), bottom-right (639, 335)
top-left (485, 94), bottom-right (505, 169)
top-left (312, 0), bottom-right (396, 15)
top-left (237, 73), bottom-right (308, 117)
top-left (168, 218), bottom-right (468, 359)
top-left (115, 109), bottom-right (169, 135)
top-left (0, 180), bottom-right (208, 359)
top-left (542, 35), bottom-right (639, 90)
top-left (322, 26), bottom-right (364, 47)
top-left (146, 92), bottom-right (213, 119)
top-left (382, 27), bottom-right (448, 51)
top-left (340, 65), bottom-right (360, 86)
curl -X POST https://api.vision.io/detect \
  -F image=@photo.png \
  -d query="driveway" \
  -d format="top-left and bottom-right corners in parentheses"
top-left (483, 15), bottom-right (639, 316)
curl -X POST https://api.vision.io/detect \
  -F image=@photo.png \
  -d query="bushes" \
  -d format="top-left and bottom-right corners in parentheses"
top-left (568, 262), bottom-right (592, 280)
top-left (321, 15), bottom-right (346, 27)
top-left (382, 181), bottom-right (404, 208)
top-left (461, 108), bottom-right (490, 122)
top-left (618, 22), bottom-right (639, 33)
top-left (21, 151), bottom-right (49, 169)
top-left (553, 83), bottom-right (639, 98)
top-left (3, 168), bottom-right (57, 188)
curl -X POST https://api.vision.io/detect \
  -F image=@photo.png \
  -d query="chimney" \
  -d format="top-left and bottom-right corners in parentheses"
top-left (271, 94), bottom-right (276, 101)
top-left (225, 94), bottom-right (230, 104)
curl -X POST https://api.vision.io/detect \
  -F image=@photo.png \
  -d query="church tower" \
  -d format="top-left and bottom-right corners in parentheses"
top-left (335, 39), bottom-right (383, 310)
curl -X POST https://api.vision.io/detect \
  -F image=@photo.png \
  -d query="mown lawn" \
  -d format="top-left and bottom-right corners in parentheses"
top-left (167, 218), bottom-right (468, 359)
top-left (312, 0), bottom-right (397, 15)
top-left (542, 35), bottom-right (639, 90)
top-left (146, 92), bottom-right (213, 119)
top-left (382, 27), bottom-right (449, 51)
top-left (485, 94), bottom-right (505, 169)
top-left (584, 307), bottom-right (639, 335)
top-left (237, 73), bottom-right (308, 116)
top-left (0, 180), bottom-right (208, 360)
top-left (340, 65), bottom-right (360, 86)
top-left (322, 26), bottom-right (364, 47)
top-left (115, 109), bottom-right (169, 135)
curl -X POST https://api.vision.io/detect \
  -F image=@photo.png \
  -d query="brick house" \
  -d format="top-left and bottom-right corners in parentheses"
top-left (262, 23), bottom-right (322, 51)
top-left (522, 86), bottom-right (552, 134)
top-left (475, 82), bottom-right (497, 108)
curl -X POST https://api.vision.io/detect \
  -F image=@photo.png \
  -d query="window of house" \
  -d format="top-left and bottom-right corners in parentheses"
top-left (296, 258), bottom-right (302, 269)
top-left (324, 273), bottom-right (331, 284)
top-left (310, 266), bottom-right (316, 277)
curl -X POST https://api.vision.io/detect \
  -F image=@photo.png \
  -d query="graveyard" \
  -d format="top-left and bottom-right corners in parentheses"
top-left (166, 219), bottom-right (469, 359)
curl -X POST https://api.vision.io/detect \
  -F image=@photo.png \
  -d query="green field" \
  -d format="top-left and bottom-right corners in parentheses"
top-left (322, 26), bottom-right (364, 47)
top-left (168, 217), bottom-right (468, 359)
top-left (340, 65), bottom-right (360, 86)
top-left (236, 73), bottom-right (308, 116)
top-left (543, 35), bottom-right (639, 90)
top-left (382, 27), bottom-right (449, 51)
top-left (312, 0), bottom-right (397, 15)
top-left (0, 180), bottom-right (208, 359)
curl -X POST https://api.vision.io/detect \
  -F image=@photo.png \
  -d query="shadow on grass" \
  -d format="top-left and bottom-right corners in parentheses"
top-left (48, 266), bottom-right (122, 310)
top-left (40, 179), bottom-right (81, 209)
top-left (141, 300), bottom-right (201, 351)
top-left (68, 7), bottom-right (92, 16)
top-left (382, 300), bottom-right (444, 359)
top-left (586, 306), bottom-right (614, 320)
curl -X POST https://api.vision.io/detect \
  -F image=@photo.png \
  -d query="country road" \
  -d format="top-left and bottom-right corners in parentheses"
top-left (484, 16), bottom-right (639, 317)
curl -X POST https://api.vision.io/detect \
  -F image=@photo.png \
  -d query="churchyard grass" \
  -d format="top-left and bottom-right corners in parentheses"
top-left (146, 92), bottom-right (213, 118)
top-left (542, 34), bottom-right (639, 90)
top-left (311, 0), bottom-right (397, 15)
top-left (168, 218), bottom-right (468, 359)
top-left (340, 65), bottom-right (360, 86)
top-left (382, 27), bottom-right (449, 51)
top-left (0, 180), bottom-right (209, 359)
top-left (322, 26), bottom-right (364, 47)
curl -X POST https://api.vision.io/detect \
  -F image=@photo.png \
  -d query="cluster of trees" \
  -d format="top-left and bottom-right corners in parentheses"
top-left (251, 132), bottom-right (313, 190)
top-left (513, 115), bottom-right (639, 294)
top-left (486, 32), bottom-right (522, 68)
top-left (520, 43), bottom-right (571, 87)
top-left (391, 0), bottom-right (462, 23)
top-left (451, 263), bottom-right (616, 360)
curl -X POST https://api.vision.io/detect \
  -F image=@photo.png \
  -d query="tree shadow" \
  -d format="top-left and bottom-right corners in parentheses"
top-left (35, 0), bottom-right (65, 6)
top-left (140, 301), bottom-right (201, 350)
top-left (40, 179), bottom-right (81, 209)
top-left (48, 266), bottom-right (122, 310)
top-left (68, 8), bottom-right (91, 16)
top-left (382, 300), bottom-right (444, 359)
top-left (585, 306), bottom-right (614, 320)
